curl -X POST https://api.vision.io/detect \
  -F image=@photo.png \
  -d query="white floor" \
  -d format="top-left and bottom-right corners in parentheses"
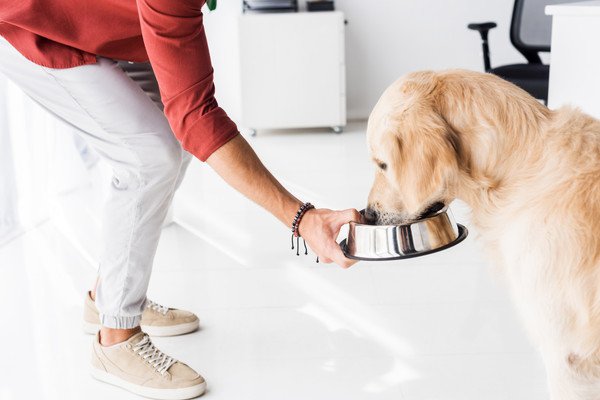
top-left (0, 122), bottom-right (549, 400)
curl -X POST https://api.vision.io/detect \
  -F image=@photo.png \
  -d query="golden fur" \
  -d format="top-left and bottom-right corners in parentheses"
top-left (366, 69), bottom-right (600, 399)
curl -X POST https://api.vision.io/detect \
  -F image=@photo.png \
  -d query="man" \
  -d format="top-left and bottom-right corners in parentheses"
top-left (0, 0), bottom-right (361, 398)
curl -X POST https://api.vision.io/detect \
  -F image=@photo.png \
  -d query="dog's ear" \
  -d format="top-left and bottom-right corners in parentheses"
top-left (443, 120), bottom-right (470, 172)
top-left (381, 72), bottom-right (440, 121)
top-left (400, 71), bottom-right (438, 96)
top-left (390, 111), bottom-right (460, 216)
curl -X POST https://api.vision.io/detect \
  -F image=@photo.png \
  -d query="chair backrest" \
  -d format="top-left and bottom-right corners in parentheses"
top-left (510, 0), bottom-right (581, 63)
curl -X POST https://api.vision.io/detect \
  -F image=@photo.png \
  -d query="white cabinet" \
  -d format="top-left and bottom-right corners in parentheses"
top-left (546, 1), bottom-right (600, 118)
top-left (238, 11), bottom-right (346, 133)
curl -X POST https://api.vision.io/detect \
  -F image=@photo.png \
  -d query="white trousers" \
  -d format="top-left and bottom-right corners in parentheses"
top-left (0, 38), bottom-right (192, 328)
top-left (0, 75), bottom-right (19, 243)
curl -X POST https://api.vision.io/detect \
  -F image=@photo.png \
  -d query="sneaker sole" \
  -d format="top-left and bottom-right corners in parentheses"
top-left (83, 320), bottom-right (200, 337)
top-left (91, 367), bottom-right (206, 400)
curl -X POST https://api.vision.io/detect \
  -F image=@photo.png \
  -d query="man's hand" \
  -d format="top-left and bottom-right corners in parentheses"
top-left (207, 135), bottom-right (363, 269)
top-left (299, 208), bottom-right (363, 268)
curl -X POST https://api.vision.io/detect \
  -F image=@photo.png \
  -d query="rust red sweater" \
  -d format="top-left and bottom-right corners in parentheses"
top-left (0, 0), bottom-right (239, 161)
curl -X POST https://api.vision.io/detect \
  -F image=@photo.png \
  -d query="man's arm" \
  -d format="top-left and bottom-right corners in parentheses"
top-left (207, 135), bottom-right (361, 268)
top-left (137, 0), bottom-right (239, 161)
top-left (136, 0), bottom-right (361, 266)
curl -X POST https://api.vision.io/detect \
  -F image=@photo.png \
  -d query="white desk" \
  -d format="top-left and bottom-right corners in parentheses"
top-left (546, 0), bottom-right (600, 118)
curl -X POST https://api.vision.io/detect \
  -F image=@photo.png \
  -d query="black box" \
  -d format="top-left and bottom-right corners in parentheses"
top-left (307, 0), bottom-right (334, 12)
top-left (243, 0), bottom-right (298, 13)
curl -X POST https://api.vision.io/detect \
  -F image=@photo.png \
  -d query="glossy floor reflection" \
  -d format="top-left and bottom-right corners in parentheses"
top-left (0, 123), bottom-right (549, 400)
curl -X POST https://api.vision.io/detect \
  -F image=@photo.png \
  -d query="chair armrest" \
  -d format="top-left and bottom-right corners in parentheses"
top-left (467, 22), bottom-right (497, 71)
top-left (467, 22), bottom-right (497, 35)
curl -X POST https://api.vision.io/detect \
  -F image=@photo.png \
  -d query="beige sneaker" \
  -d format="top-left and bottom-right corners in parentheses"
top-left (83, 292), bottom-right (199, 336)
top-left (91, 332), bottom-right (206, 399)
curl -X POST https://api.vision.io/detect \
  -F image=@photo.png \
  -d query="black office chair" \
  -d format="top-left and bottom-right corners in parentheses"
top-left (467, 0), bottom-right (580, 103)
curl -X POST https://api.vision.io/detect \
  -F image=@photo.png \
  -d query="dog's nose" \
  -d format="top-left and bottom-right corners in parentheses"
top-left (364, 207), bottom-right (378, 223)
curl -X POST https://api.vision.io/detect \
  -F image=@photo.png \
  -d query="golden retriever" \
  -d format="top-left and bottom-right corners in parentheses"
top-left (365, 69), bottom-right (600, 400)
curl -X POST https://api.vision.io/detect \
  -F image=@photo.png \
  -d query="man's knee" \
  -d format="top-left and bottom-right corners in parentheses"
top-left (113, 136), bottom-right (184, 191)
top-left (142, 140), bottom-right (184, 185)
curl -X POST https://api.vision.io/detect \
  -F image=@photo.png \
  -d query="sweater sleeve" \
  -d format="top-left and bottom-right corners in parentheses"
top-left (136, 0), bottom-right (239, 161)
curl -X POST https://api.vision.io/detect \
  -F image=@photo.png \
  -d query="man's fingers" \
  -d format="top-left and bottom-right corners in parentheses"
top-left (340, 208), bottom-right (363, 224)
top-left (329, 241), bottom-right (355, 269)
top-left (308, 207), bottom-right (362, 268)
top-left (335, 254), bottom-right (356, 269)
top-left (319, 246), bottom-right (355, 268)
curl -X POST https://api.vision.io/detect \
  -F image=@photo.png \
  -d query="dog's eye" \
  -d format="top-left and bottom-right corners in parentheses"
top-left (378, 162), bottom-right (387, 171)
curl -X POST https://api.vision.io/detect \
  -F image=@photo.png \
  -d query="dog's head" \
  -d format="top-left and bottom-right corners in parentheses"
top-left (366, 71), bottom-right (463, 225)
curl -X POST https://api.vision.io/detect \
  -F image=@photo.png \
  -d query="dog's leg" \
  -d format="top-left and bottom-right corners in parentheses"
top-left (545, 352), bottom-right (600, 400)
top-left (501, 268), bottom-right (600, 399)
top-left (546, 359), bottom-right (580, 400)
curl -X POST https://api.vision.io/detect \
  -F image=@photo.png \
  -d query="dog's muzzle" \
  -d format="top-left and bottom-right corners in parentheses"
top-left (417, 201), bottom-right (446, 219)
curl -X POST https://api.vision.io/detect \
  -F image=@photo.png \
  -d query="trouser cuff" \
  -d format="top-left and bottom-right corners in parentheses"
top-left (99, 314), bottom-right (142, 329)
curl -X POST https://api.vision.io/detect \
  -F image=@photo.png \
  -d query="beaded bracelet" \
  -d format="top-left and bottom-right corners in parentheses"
top-left (292, 202), bottom-right (314, 237)
top-left (290, 202), bottom-right (315, 258)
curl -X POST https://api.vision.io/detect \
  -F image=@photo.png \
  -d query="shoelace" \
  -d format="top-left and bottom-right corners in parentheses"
top-left (146, 300), bottom-right (169, 315)
top-left (131, 334), bottom-right (176, 375)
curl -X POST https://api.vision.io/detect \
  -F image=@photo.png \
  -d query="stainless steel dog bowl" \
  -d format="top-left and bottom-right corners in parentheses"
top-left (340, 207), bottom-right (468, 261)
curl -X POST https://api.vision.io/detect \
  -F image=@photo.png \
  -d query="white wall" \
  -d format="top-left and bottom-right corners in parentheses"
top-left (204, 0), bottom-right (527, 121)
top-left (203, 2), bottom-right (245, 123)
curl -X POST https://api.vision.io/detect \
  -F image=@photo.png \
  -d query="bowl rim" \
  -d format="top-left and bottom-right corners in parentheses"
top-left (351, 206), bottom-right (452, 229)
top-left (340, 224), bottom-right (468, 261)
